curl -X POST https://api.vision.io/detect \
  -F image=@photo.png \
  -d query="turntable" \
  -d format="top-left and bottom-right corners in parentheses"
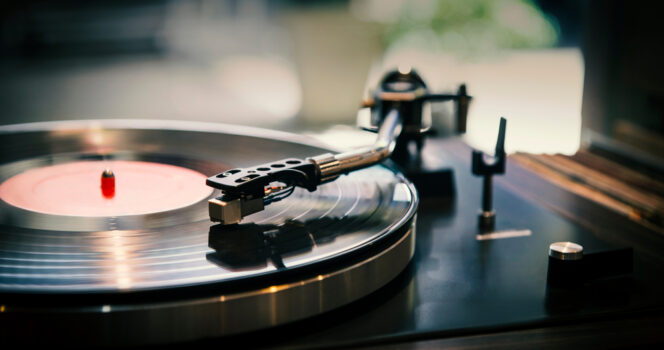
top-left (1, 69), bottom-right (664, 349)
top-left (0, 118), bottom-right (420, 345)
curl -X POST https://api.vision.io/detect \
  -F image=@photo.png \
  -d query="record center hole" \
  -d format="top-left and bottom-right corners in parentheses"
top-left (271, 164), bottom-right (285, 168)
top-left (286, 160), bottom-right (301, 164)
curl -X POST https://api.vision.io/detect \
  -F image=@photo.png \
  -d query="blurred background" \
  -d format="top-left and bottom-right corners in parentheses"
top-left (0, 0), bottom-right (661, 156)
top-left (1, 0), bottom-right (662, 229)
top-left (0, 0), bottom-right (579, 151)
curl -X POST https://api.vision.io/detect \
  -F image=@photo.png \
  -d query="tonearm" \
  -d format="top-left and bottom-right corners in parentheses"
top-left (206, 68), bottom-right (471, 224)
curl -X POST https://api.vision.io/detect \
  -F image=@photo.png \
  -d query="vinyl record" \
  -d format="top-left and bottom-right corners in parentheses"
top-left (0, 120), bottom-right (417, 346)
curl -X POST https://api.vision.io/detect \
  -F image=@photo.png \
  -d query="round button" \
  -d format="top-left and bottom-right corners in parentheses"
top-left (549, 242), bottom-right (584, 261)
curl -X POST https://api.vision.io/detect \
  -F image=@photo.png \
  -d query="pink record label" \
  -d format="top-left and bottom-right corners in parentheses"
top-left (0, 160), bottom-right (213, 217)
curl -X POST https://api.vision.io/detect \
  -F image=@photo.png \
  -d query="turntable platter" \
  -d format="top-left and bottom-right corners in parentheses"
top-left (0, 120), bottom-right (417, 345)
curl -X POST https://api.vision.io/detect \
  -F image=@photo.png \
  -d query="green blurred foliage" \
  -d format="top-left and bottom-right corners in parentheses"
top-left (384, 0), bottom-right (559, 54)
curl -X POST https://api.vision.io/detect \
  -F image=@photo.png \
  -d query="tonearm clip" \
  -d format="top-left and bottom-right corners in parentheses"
top-left (206, 68), bottom-right (471, 224)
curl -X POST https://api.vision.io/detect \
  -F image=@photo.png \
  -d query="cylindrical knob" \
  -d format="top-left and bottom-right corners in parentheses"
top-left (549, 242), bottom-right (584, 261)
top-left (547, 241), bottom-right (584, 287)
top-left (547, 242), bottom-right (633, 290)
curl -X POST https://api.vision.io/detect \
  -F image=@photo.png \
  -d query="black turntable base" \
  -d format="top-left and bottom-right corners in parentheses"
top-left (210, 139), bottom-right (664, 349)
top-left (1, 120), bottom-right (664, 349)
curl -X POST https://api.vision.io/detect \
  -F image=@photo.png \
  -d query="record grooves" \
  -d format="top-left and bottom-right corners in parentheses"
top-left (0, 120), bottom-right (418, 345)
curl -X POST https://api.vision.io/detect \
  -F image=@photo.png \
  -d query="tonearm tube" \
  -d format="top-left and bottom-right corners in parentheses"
top-left (206, 68), bottom-right (471, 224)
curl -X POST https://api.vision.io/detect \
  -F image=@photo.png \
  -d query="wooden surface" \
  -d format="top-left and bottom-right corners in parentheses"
top-left (511, 150), bottom-right (664, 235)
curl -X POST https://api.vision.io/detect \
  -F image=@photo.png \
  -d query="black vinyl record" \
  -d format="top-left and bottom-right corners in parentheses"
top-left (0, 120), bottom-right (417, 346)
